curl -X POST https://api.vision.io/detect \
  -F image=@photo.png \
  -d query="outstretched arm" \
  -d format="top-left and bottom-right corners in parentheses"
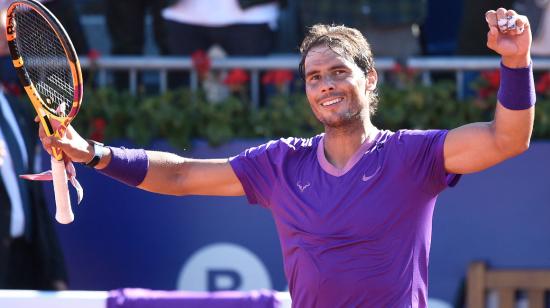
top-left (444, 8), bottom-right (535, 174)
top-left (41, 125), bottom-right (245, 197)
top-left (136, 152), bottom-right (244, 196)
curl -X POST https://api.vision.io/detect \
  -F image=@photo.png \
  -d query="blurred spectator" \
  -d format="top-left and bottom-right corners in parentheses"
top-left (530, 0), bottom-right (550, 56)
top-left (0, 5), bottom-right (68, 290)
top-left (41, 0), bottom-right (90, 55)
top-left (164, 0), bottom-right (284, 57)
top-left (456, 0), bottom-right (515, 99)
top-left (0, 90), bottom-right (68, 290)
top-left (0, 0), bottom-right (90, 91)
top-left (515, 0), bottom-right (547, 34)
top-left (299, 0), bottom-right (427, 59)
top-left (456, 0), bottom-right (515, 56)
top-left (162, 0), bottom-right (286, 89)
top-left (419, 0), bottom-right (462, 55)
top-left (41, 0), bottom-right (96, 88)
top-left (106, 0), bottom-right (170, 90)
top-left (273, 0), bottom-right (301, 53)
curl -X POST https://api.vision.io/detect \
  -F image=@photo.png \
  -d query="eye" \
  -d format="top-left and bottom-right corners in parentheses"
top-left (333, 70), bottom-right (349, 78)
top-left (307, 74), bottom-right (320, 82)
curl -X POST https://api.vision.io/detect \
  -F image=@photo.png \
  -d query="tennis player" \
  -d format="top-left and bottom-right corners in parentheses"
top-left (40, 8), bottom-right (534, 307)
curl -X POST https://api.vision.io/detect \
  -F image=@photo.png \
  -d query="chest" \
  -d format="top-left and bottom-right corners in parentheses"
top-left (271, 151), bottom-right (421, 238)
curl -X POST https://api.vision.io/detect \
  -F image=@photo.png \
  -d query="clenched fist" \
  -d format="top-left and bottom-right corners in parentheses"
top-left (485, 8), bottom-right (531, 68)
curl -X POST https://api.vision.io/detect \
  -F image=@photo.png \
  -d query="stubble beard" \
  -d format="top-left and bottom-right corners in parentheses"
top-left (318, 100), bottom-right (370, 130)
top-left (321, 109), bottom-right (362, 129)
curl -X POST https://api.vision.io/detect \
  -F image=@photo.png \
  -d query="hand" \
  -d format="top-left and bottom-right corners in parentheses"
top-left (485, 8), bottom-right (532, 68)
top-left (37, 119), bottom-right (94, 163)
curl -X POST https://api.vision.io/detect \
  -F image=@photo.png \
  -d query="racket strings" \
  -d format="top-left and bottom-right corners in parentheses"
top-left (14, 5), bottom-right (74, 117)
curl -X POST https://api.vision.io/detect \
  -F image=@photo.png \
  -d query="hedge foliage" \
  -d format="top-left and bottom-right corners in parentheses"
top-left (73, 71), bottom-right (550, 149)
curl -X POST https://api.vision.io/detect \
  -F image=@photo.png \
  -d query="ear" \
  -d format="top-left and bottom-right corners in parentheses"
top-left (364, 69), bottom-right (378, 93)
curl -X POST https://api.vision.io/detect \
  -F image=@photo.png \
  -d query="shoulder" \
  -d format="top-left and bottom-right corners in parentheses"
top-left (379, 129), bottom-right (449, 157)
top-left (276, 135), bottom-right (321, 151)
top-left (387, 129), bottom-right (448, 145)
top-left (242, 135), bottom-right (322, 158)
top-left (229, 135), bottom-right (322, 179)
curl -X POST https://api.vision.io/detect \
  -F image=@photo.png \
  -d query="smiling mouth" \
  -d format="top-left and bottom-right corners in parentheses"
top-left (320, 97), bottom-right (343, 107)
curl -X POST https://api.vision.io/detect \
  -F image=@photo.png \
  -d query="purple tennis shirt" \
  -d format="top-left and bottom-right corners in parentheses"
top-left (229, 129), bottom-right (460, 308)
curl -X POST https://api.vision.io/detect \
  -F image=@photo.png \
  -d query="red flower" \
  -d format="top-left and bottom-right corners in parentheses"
top-left (87, 49), bottom-right (101, 62)
top-left (477, 70), bottom-right (500, 99)
top-left (391, 63), bottom-right (403, 74)
top-left (390, 63), bottom-right (417, 79)
top-left (478, 87), bottom-right (492, 100)
top-left (90, 117), bottom-right (107, 142)
top-left (2, 82), bottom-right (21, 96)
top-left (262, 70), bottom-right (294, 86)
top-left (191, 50), bottom-right (211, 78)
top-left (224, 68), bottom-right (249, 86)
top-left (480, 70), bottom-right (500, 89)
top-left (536, 72), bottom-right (550, 95)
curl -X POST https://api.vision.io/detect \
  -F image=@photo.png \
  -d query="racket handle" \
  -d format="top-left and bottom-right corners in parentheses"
top-left (51, 156), bottom-right (74, 224)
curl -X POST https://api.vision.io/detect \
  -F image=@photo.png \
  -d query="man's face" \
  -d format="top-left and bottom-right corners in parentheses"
top-left (303, 45), bottom-right (376, 128)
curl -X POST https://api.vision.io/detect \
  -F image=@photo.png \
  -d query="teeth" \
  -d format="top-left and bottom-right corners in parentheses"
top-left (321, 98), bottom-right (342, 106)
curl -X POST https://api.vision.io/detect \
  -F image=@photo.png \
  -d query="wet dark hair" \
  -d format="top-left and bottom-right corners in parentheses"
top-left (299, 24), bottom-right (379, 115)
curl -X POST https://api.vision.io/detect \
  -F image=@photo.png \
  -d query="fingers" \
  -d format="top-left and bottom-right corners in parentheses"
top-left (486, 8), bottom-right (529, 35)
top-left (485, 10), bottom-right (497, 27)
top-left (38, 124), bottom-right (66, 155)
top-left (40, 137), bottom-right (52, 155)
top-left (512, 15), bottom-right (529, 35)
top-left (36, 120), bottom-right (68, 155)
top-left (38, 122), bottom-right (45, 139)
top-left (40, 135), bottom-right (62, 155)
top-left (485, 10), bottom-right (499, 45)
top-left (39, 125), bottom-right (94, 163)
top-left (496, 8), bottom-right (507, 24)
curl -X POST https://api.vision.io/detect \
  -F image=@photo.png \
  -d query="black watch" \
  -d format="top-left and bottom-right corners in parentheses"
top-left (84, 139), bottom-right (106, 168)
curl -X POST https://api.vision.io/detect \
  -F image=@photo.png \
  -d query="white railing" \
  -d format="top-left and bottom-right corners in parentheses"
top-left (80, 55), bottom-right (395, 107)
top-left (0, 290), bottom-right (454, 308)
top-left (0, 290), bottom-right (292, 308)
top-left (408, 56), bottom-right (550, 100)
top-left (79, 55), bottom-right (550, 104)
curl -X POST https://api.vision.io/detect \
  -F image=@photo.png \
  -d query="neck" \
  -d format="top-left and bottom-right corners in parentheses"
top-left (322, 118), bottom-right (378, 169)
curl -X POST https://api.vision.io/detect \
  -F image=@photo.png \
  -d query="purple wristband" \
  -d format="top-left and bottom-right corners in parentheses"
top-left (497, 62), bottom-right (536, 110)
top-left (98, 147), bottom-right (149, 187)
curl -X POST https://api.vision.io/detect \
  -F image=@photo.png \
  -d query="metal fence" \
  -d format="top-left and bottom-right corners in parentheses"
top-left (79, 55), bottom-right (550, 105)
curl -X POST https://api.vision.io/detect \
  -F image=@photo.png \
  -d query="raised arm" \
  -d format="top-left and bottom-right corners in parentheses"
top-left (41, 125), bottom-right (245, 197)
top-left (444, 8), bottom-right (535, 174)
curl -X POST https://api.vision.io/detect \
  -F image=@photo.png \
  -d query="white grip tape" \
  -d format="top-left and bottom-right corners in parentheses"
top-left (51, 156), bottom-right (74, 224)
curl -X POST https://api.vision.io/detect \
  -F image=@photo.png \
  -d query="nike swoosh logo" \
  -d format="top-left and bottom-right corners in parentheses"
top-left (362, 166), bottom-right (381, 182)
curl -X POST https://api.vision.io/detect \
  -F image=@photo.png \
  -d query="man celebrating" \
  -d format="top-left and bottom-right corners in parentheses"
top-left (40, 8), bottom-right (534, 307)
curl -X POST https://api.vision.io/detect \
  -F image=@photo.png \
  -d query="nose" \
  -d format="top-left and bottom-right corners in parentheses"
top-left (320, 76), bottom-right (335, 93)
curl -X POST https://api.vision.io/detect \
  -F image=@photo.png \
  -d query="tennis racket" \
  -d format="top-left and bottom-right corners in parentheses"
top-left (5, 0), bottom-right (83, 224)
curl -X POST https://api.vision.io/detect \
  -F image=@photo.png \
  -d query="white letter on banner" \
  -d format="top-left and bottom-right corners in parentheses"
top-left (177, 243), bottom-right (272, 291)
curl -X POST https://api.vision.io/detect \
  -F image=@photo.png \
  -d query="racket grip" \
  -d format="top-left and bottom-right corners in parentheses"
top-left (51, 156), bottom-right (74, 224)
